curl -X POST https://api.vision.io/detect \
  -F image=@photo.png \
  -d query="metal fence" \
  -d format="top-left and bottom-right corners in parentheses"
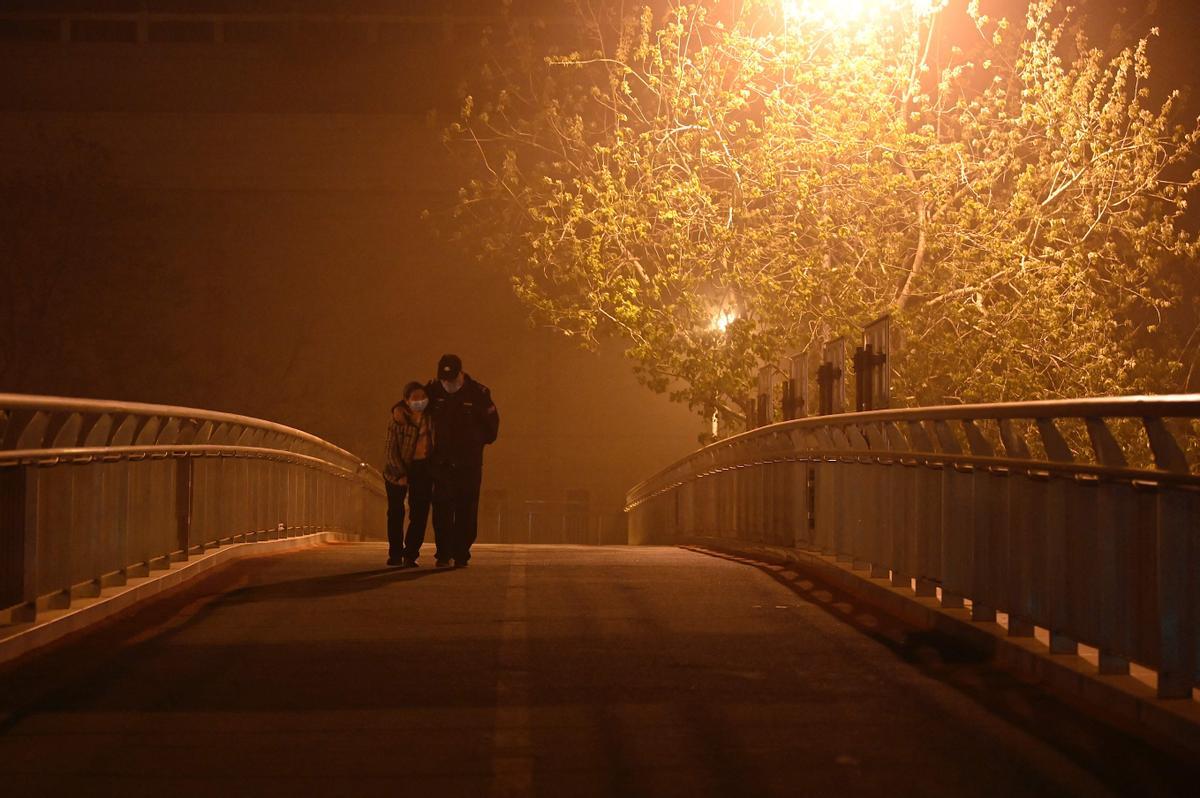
top-left (0, 394), bottom-right (385, 625)
top-left (626, 395), bottom-right (1200, 699)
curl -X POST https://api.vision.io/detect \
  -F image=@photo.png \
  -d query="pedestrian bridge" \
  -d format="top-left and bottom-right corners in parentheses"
top-left (0, 394), bottom-right (1198, 796)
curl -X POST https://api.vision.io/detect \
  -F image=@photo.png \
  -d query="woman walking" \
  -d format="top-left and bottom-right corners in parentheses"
top-left (383, 381), bottom-right (434, 567)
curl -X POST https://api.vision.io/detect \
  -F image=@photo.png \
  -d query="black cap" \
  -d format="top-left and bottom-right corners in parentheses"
top-left (437, 354), bottom-right (462, 380)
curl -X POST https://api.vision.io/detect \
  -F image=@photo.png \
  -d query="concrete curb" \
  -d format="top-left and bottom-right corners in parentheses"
top-left (0, 531), bottom-right (354, 666)
top-left (683, 536), bottom-right (1200, 755)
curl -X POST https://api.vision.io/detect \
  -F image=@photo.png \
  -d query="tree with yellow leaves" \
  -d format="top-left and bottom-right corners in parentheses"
top-left (448, 0), bottom-right (1200, 432)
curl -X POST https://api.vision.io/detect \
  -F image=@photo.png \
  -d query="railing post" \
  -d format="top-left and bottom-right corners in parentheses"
top-left (175, 458), bottom-right (193, 558)
top-left (1156, 487), bottom-right (1196, 698)
top-left (0, 466), bottom-right (39, 623)
top-left (1141, 415), bottom-right (1195, 695)
top-left (805, 463), bottom-right (816, 544)
top-left (359, 479), bottom-right (370, 541)
top-left (934, 420), bottom-right (973, 611)
top-left (1034, 417), bottom-right (1079, 654)
top-left (1082, 418), bottom-right (1133, 672)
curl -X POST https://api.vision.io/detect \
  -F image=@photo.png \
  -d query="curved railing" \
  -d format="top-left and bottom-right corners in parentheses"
top-left (626, 395), bottom-right (1200, 699)
top-left (0, 394), bottom-right (385, 625)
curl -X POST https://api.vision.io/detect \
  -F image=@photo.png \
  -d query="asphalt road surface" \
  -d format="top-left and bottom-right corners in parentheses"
top-left (0, 543), bottom-right (1195, 797)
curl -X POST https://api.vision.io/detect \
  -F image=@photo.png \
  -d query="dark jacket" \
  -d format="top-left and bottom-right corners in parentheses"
top-left (425, 374), bottom-right (499, 467)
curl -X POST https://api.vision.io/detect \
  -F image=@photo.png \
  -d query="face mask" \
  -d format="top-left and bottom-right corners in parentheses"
top-left (441, 379), bottom-right (462, 394)
top-left (409, 399), bottom-right (428, 412)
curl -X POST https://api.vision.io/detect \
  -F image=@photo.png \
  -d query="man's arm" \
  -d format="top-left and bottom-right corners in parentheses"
top-left (481, 387), bottom-right (499, 445)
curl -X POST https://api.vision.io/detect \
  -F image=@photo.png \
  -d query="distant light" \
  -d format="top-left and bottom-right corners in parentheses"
top-left (712, 308), bottom-right (737, 333)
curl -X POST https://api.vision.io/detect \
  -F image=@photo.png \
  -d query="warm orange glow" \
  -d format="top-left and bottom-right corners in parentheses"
top-left (711, 308), bottom-right (737, 333)
top-left (783, 0), bottom-right (867, 26)
top-left (782, 0), bottom-right (937, 28)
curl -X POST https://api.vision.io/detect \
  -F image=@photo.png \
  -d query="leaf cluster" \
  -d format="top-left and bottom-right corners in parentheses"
top-left (447, 0), bottom-right (1200, 432)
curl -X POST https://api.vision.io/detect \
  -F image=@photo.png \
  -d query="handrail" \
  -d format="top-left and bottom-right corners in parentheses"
top-left (627, 449), bottom-right (1200, 511)
top-left (0, 444), bottom-right (381, 491)
top-left (625, 393), bottom-right (1200, 699)
top-left (0, 393), bottom-right (382, 484)
top-left (627, 394), bottom-right (1200, 505)
top-left (0, 394), bottom-right (386, 626)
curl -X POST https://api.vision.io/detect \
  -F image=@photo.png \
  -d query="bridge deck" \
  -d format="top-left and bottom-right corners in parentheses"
top-left (0, 544), bottom-right (1191, 796)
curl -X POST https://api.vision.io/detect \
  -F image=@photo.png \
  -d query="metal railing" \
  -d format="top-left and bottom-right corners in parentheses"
top-left (0, 394), bottom-right (385, 625)
top-left (626, 395), bottom-right (1200, 699)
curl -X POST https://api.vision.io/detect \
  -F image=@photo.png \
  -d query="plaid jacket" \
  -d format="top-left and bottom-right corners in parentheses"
top-left (383, 405), bottom-right (431, 485)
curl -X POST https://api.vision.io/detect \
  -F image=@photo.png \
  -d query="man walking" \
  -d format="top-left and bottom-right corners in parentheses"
top-left (426, 354), bottom-right (499, 567)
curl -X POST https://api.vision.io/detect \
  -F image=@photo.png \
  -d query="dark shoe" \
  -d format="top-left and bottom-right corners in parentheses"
top-left (387, 557), bottom-right (402, 567)
top-left (453, 560), bottom-right (469, 568)
top-left (435, 559), bottom-right (452, 568)
top-left (403, 558), bottom-right (420, 568)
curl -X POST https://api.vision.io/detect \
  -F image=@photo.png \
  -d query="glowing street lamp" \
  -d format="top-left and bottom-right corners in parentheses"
top-left (781, 0), bottom-right (937, 28)
top-left (782, 0), bottom-right (871, 26)
top-left (711, 308), bottom-right (737, 333)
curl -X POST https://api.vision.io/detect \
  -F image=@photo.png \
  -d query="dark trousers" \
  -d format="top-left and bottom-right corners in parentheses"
top-left (385, 459), bottom-right (433, 561)
top-left (432, 462), bottom-right (483, 563)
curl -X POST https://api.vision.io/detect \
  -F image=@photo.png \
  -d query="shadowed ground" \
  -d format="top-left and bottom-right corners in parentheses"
top-left (0, 543), bottom-right (1194, 797)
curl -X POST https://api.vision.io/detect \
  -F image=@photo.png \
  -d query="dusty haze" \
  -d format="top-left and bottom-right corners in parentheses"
top-left (0, 0), bottom-right (706, 540)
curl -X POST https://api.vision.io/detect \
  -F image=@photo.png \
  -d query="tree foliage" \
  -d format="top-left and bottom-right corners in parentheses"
top-left (447, 0), bottom-right (1200, 432)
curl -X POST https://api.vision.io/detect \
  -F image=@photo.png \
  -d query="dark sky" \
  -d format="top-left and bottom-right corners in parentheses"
top-left (1072, 1), bottom-right (1200, 104)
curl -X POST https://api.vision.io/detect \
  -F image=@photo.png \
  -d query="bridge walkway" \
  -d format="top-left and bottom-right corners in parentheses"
top-left (0, 544), bottom-right (1191, 797)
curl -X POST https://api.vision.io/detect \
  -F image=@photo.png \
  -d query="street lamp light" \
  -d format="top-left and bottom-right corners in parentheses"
top-left (782, 0), bottom-right (872, 26)
top-left (781, 0), bottom-right (937, 27)
top-left (711, 308), bottom-right (737, 333)
top-left (706, 302), bottom-right (738, 438)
